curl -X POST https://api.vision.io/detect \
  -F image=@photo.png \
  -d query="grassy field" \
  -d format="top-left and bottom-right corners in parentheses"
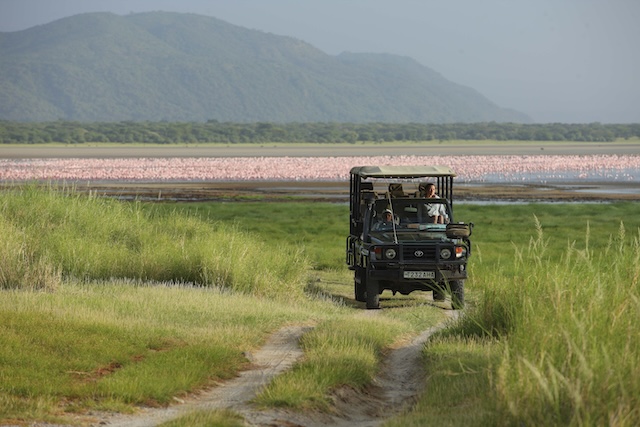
top-left (387, 203), bottom-right (640, 426)
top-left (0, 187), bottom-right (444, 425)
top-left (1, 187), bottom-right (640, 425)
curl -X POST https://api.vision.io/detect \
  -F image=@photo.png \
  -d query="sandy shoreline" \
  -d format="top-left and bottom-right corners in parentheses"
top-left (2, 142), bottom-right (640, 158)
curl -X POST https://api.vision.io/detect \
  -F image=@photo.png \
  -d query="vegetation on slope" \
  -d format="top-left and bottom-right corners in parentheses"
top-left (0, 185), bottom-right (307, 295)
top-left (0, 12), bottom-right (528, 123)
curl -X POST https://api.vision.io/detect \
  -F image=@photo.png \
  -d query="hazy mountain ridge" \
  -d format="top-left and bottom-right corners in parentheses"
top-left (0, 11), bottom-right (531, 123)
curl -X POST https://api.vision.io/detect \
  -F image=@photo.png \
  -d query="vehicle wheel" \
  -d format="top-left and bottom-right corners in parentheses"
top-left (366, 279), bottom-right (380, 309)
top-left (354, 269), bottom-right (366, 302)
top-left (450, 280), bottom-right (465, 309)
top-left (432, 287), bottom-right (445, 301)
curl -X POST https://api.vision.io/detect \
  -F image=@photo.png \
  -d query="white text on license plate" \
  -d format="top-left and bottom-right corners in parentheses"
top-left (403, 271), bottom-right (435, 279)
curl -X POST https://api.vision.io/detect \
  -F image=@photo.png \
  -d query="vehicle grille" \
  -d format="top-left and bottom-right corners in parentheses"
top-left (402, 246), bottom-right (436, 261)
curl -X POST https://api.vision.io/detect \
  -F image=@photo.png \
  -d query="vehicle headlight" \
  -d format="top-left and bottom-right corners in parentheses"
top-left (440, 248), bottom-right (452, 259)
top-left (385, 248), bottom-right (397, 259)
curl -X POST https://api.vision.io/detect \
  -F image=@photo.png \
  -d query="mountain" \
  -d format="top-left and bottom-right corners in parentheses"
top-left (0, 12), bottom-right (531, 123)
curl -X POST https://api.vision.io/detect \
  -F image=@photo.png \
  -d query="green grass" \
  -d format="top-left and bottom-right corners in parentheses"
top-left (0, 185), bottom-right (309, 296)
top-left (255, 315), bottom-right (408, 410)
top-left (158, 409), bottom-right (245, 427)
top-left (492, 220), bottom-right (640, 426)
top-left (157, 201), bottom-right (349, 270)
top-left (387, 208), bottom-right (640, 427)
top-left (0, 187), bottom-right (440, 425)
top-left (384, 337), bottom-right (500, 427)
top-left (3, 186), bottom-right (640, 426)
top-left (0, 280), bottom-right (338, 421)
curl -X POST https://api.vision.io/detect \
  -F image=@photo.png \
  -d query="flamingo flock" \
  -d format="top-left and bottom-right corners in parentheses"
top-left (0, 155), bottom-right (639, 183)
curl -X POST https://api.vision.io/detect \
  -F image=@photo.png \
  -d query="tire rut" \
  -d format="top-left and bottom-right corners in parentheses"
top-left (97, 325), bottom-right (310, 427)
top-left (243, 311), bottom-right (458, 427)
top-left (90, 312), bottom-right (456, 427)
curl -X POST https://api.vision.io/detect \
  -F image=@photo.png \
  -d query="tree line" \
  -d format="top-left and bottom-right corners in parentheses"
top-left (1, 121), bottom-right (639, 144)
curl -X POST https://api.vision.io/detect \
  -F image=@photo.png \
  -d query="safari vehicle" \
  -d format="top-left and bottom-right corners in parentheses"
top-left (346, 166), bottom-right (473, 309)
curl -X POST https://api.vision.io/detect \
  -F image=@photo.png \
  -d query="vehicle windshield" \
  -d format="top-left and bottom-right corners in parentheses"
top-left (368, 198), bottom-right (451, 240)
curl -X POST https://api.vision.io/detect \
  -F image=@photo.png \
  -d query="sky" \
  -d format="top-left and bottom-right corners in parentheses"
top-left (1, 0), bottom-right (638, 123)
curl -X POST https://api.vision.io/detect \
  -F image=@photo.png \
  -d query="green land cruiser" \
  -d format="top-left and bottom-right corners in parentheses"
top-left (346, 166), bottom-right (473, 309)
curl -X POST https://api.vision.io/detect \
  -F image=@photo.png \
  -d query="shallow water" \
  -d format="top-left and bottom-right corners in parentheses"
top-left (480, 167), bottom-right (640, 184)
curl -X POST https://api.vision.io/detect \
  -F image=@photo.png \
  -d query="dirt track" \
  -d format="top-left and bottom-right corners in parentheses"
top-left (98, 326), bottom-right (309, 427)
top-left (89, 309), bottom-right (457, 427)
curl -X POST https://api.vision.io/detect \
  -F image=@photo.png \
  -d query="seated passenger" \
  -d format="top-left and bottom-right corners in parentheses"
top-left (372, 209), bottom-right (398, 230)
top-left (419, 182), bottom-right (449, 224)
top-left (426, 201), bottom-right (449, 224)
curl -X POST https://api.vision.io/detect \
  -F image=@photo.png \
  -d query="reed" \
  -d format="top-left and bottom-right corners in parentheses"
top-left (490, 220), bottom-right (640, 425)
top-left (392, 209), bottom-right (640, 426)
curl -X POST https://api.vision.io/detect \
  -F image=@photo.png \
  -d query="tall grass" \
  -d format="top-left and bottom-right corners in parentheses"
top-left (0, 185), bottom-right (308, 297)
top-left (413, 214), bottom-right (640, 426)
top-left (0, 214), bottom-right (61, 291)
top-left (1, 187), bottom-right (440, 425)
top-left (6, 190), bottom-right (640, 425)
top-left (491, 218), bottom-right (640, 425)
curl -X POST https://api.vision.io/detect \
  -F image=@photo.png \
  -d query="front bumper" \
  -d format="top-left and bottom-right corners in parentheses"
top-left (368, 262), bottom-right (467, 292)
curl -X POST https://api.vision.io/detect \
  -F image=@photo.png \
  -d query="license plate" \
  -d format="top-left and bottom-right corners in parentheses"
top-left (403, 271), bottom-right (435, 279)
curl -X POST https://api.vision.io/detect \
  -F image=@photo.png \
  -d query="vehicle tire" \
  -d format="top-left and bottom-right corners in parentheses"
top-left (354, 269), bottom-right (366, 302)
top-left (366, 279), bottom-right (380, 309)
top-left (450, 280), bottom-right (465, 309)
top-left (432, 287), bottom-right (445, 301)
